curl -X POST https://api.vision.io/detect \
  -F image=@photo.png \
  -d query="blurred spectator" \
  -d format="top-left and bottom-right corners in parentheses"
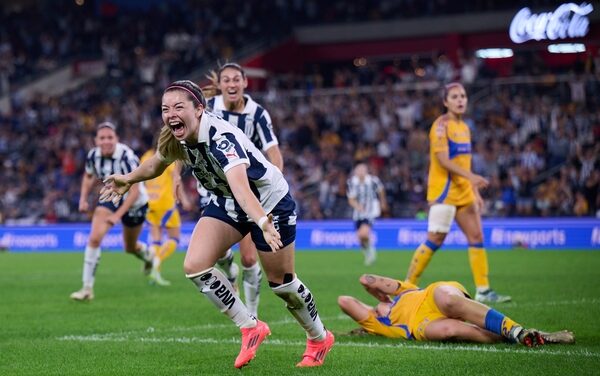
top-left (0, 0), bottom-right (597, 222)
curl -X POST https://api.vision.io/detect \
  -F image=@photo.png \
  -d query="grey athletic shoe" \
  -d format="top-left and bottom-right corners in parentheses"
top-left (475, 289), bottom-right (512, 303)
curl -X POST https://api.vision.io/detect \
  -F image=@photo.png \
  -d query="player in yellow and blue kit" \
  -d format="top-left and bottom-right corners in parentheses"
top-left (405, 82), bottom-right (510, 303)
top-left (141, 147), bottom-right (192, 286)
top-left (338, 274), bottom-right (573, 346)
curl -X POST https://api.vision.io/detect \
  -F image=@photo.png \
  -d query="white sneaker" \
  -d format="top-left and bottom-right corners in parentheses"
top-left (149, 270), bottom-right (171, 286)
top-left (70, 287), bottom-right (94, 301)
top-left (475, 289), bottom-right (511, 303)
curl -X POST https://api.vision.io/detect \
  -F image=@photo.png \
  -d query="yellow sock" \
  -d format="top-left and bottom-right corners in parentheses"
top-left (485, 309), bottom-right (521, 339)
top-left (468, 244), bottom-right (489, 290)
top-left (501, 316), bottom-right (520, 338)
top-left (405, 240), bottom-right (439, 284)
top-left (157, 238), bottom-right (178, 269)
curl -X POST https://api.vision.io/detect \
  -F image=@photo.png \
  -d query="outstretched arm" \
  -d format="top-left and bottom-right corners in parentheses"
top-left (359, 274), bottom-right (400, 303)
top-left (100, 153), bottom-right (170, 205)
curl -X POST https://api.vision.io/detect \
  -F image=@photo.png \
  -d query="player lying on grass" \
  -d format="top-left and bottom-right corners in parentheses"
top-left (338, 274), bottom-right (574, 346)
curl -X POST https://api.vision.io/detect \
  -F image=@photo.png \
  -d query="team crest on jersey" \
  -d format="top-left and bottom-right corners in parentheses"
top-left (217, 139), bottom-right (239, 160)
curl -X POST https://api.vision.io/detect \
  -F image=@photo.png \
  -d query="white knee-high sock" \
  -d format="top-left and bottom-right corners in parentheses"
top-left (187, 267), bottom-right (256, 328)
top-left (242, 263), bottom-right (262, 317)
top-left (272, 277), bottom-right (326, 340)
top-left (82, 245), bottom-right (101, 289)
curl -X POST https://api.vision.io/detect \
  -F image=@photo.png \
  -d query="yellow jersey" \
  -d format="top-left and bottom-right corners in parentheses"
top-left (141, 150), bottom-right (176, 211)
top-left (426, 114), bottom-right (475, 206)
top-left (359, 280), bottom-right (469, 341)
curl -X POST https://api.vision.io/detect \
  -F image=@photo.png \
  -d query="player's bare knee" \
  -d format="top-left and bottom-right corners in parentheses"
top-left (240, 253), bottom-right (257, 267)
top-left (428, 233), bottom-right (445, 245)
top-left (439, 293), bottom-right (463, 316)
top-left (437, 322), bottom-right (459, 340)
top-left (467, 232), bottom-right (484, 244)
top-left (88, 238), bottom-right (102, 248)
top-left (183, 259), bottom-right (211, 275)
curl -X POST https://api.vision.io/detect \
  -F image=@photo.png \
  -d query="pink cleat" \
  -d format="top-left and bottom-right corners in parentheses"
top-left (234, 320), bottom-right (271, 369)
top-left (296, 330), bottom-right (335, 367)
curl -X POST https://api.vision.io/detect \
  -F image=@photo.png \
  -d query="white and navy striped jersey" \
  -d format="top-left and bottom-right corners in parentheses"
top-left (159, 111), bottom-right (288, 222)
top-left (207, 94), bottom-right (278, 152)
top-left (347, 175), bottom-right (383, 221)
top-left (85, 143), bottom-right (148, 209)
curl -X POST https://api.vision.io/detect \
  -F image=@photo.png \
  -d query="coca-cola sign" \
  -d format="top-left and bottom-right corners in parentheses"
top-left (509, 2), bottom-right (593, 43)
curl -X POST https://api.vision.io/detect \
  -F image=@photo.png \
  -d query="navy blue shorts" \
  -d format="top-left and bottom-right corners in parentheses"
top-left (201, 193), bottom-right (297, 252)
top-left (97, 201), bottom-right (148, 227)
top-left (355, 218), bottom-right (373, 230)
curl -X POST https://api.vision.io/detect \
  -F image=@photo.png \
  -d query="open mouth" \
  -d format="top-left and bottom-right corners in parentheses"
top-left (169, 121), bottom-right (186, 138)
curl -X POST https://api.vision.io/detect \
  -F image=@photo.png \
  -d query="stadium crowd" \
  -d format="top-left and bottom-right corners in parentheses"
top-left (1, 0), bottom-right (562, 94)
top-left (0, 1), bottom-right (598, 224)
top-left (1, 52), bottom-right (598, 224)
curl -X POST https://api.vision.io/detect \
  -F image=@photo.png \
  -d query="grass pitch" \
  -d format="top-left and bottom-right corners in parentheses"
top-left (1, 249), bottom-right (599, 375)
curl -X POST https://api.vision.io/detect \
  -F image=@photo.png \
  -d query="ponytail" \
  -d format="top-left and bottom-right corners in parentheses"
top-left (202, 70), bottom-right (220, 99)
top-left (157, 125), bottom-right (190, 164)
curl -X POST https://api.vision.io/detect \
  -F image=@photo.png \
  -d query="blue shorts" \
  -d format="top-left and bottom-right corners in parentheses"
top-left (201, 193), bottom-right (297, 252)
top-left (97, 201), bottom-right (148, 227)
top-left (355, 218), bottom-right (373, 229)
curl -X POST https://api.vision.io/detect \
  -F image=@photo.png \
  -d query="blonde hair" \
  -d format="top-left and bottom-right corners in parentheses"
top-left (202, 70), bottom-right (220, 99)
top-left (157, 125), bottom-right (189, 164)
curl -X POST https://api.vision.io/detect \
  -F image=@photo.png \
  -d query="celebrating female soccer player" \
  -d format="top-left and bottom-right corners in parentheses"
top-left (70, 122), bottom-right (153, 301)
top-left (405, 82), bottom-right (510, 303)
top-left (100, 80), bottom-right (334, 369)
top-left (202, 62), bottom-right (283, 317)
top-left (338, 274), bottom-right (574, 346)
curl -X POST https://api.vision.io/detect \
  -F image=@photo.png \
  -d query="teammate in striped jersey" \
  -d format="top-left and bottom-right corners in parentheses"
top-left (347, 163), bottom-right (388, 266)
top-left (70, 122), bottom-right (153, 301)
top-left (202, 62), bottom-right (283, 317)
top-left (100, 80), bottom-right (334, 369)
top-left (404, 83), bottom-right (510, 303)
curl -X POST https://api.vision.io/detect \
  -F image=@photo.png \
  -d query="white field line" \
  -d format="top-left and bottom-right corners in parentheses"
top-left (87, 297), bottom-right (600, 338)
top-left (499, 297), bottom-right (600, 308)
top-left (57, 297), bottom-right (600, 359)
top-left (56, 334), bottom-right (600, 359)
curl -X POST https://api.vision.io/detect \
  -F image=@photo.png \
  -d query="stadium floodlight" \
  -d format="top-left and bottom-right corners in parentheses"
top-left (547, 43), bottom-right (586, 53)
top-left (475, 48), bottom-right (514, 59)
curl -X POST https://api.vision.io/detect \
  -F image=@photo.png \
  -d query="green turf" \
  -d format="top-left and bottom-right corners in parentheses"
top-left (1, 249), bottom-right (599, 375)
